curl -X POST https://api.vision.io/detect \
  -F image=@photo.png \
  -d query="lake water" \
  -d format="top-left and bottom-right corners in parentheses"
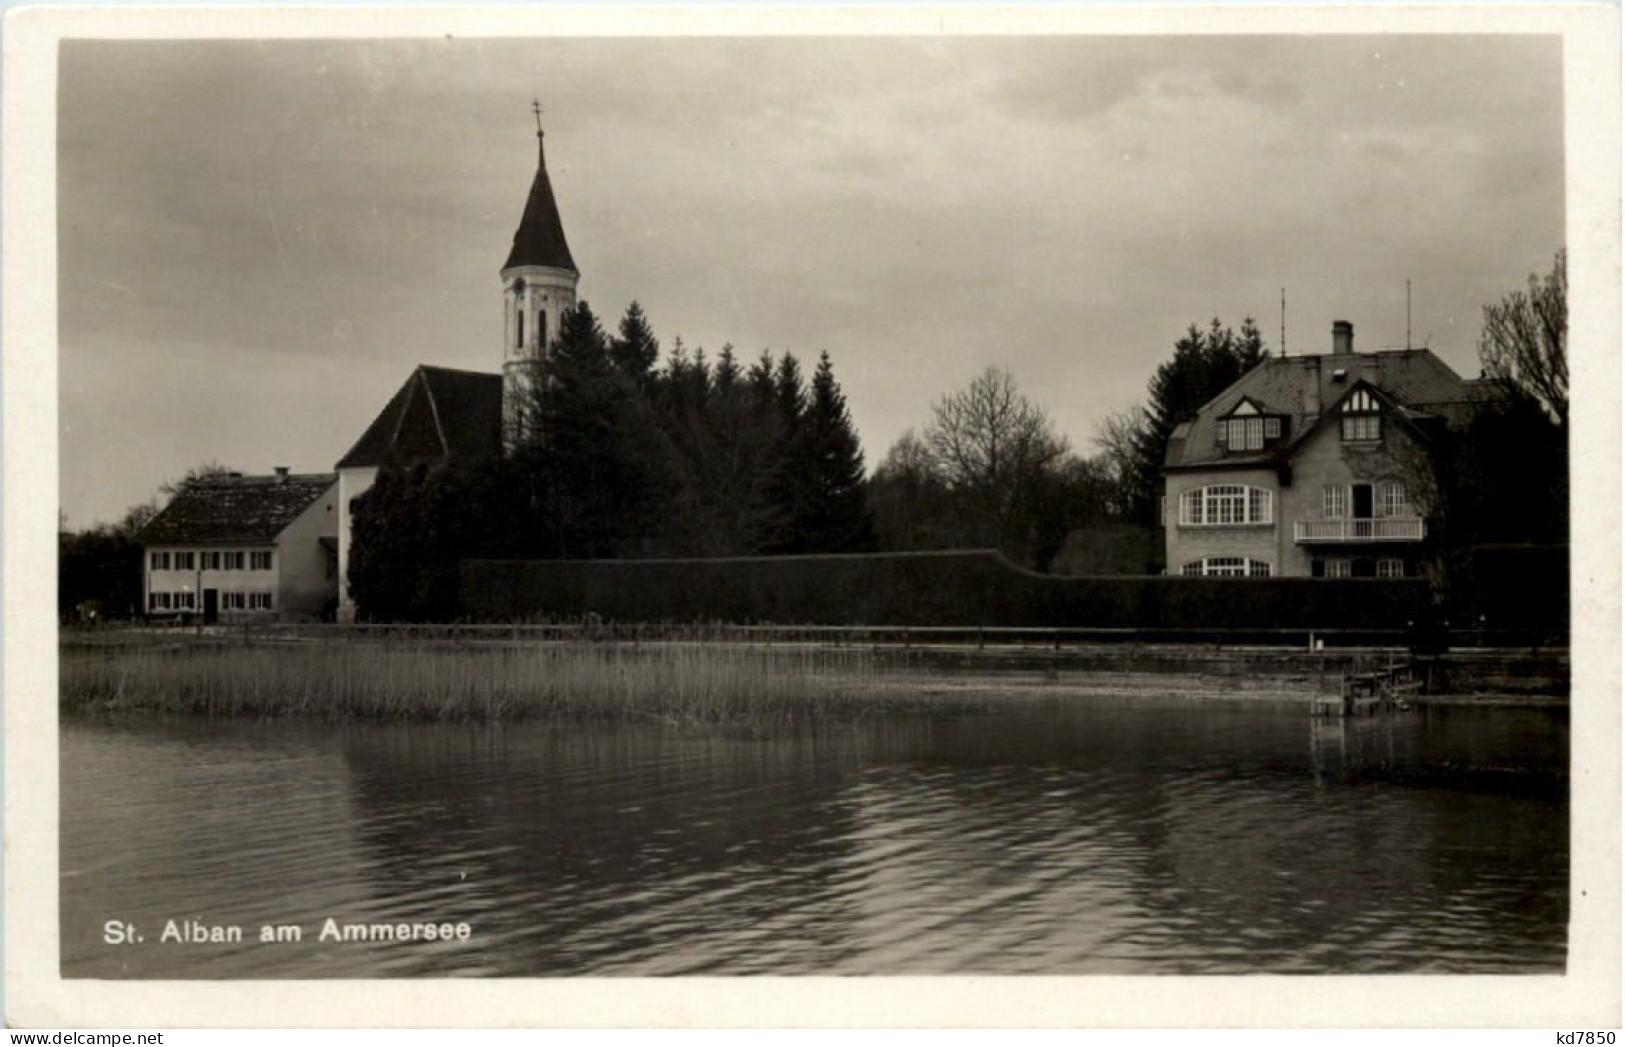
top-left (61, 694), bottom-right (1568, 977)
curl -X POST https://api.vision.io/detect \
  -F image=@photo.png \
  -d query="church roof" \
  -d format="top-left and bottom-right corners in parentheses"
top-left (335, 365), bottom-right (503, 470)
top-left (139, 472), bottom-right (336, 545)
top-left (503, 133), bottom-right (577, 273)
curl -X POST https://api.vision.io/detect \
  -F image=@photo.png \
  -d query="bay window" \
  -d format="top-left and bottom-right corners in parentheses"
top-left (1179, 484), bottom-right (1273, 527)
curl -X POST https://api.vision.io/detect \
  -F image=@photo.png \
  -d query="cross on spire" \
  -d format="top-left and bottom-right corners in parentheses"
top-left (531, 98), bottom-right (543, 136)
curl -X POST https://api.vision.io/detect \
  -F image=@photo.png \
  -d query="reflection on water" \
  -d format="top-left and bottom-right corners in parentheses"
top-left (61, 695), bottom-right (1567, 977)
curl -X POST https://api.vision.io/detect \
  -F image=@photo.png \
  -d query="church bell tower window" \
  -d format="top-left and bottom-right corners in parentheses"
top-left (538, 310), bottom-right (546, 351)
top-left (516, 307), bottom-right (524, 350)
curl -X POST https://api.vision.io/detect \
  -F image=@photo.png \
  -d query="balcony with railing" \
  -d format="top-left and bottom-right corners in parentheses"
top-left (1294, 517), bottom-right (1425, 543)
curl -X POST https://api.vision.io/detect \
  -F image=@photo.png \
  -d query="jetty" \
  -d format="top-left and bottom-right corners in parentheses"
top-left (1313, 659), bottom-right (1425, 717)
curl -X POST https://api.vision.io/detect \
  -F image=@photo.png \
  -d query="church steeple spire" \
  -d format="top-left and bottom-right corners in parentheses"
top-left (501, 106), bottom-right (582, 452)
top-left (503, 103), bottom-right (576, 273)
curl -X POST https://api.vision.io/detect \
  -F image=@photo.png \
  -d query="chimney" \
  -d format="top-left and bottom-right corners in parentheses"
top-left (1332, 320), bottom-right (1354, 355)
top-left (274, 466), bottom-right (289, 484)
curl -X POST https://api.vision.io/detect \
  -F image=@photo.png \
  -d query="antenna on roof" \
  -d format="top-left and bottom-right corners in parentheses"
top-left (1406, 278), bottom-right (1412, 351)
top-left (1280, 287), bottom-right (1287, 357)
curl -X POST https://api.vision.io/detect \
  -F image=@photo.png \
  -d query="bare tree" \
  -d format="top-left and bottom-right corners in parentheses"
top-left (872, 428), bottom-right (938, 484)
top-left (158, 460), bottom-right (234, 500)
top-left (922, 366), bottom-right (1069, 507)
top-left (117, 499), bottom-right (161, 538)
top-left (1480, 249), bottom-right (1567, 429)
top-left (1092, 407), bottom-right (1151, 520)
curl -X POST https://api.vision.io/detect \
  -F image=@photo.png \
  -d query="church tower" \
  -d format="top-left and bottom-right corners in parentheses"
top-left (501, 110), bottom-right (579, 451)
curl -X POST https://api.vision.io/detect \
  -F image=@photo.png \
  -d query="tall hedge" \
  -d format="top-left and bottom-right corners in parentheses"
top-left (459, 549), bottom-right (1433, 630)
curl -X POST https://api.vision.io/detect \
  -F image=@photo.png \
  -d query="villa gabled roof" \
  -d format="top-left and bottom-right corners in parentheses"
top-left (335, 365), bottom-right (503, 470)
top-left (1164, 348), bottom-right (1484, 471)
top-left (138, 473), bottom-right (336, 545)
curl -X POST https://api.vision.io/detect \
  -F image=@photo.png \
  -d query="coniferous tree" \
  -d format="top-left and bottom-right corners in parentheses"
top-left (781, 352), bottom-right (874, 552)
top-left (1121, 316), bottom-right (1267, 528)
top-left (773, 352), bottom-right (805, 431)
top-left (732, 350), bottom-right (788, 552)
top-left (531, 301), bottom-right (662, 558)
top-left (649, 337), bottom-right (725, 553)
top-left (704, 344), bottom-right (760, 553)
top-left (758, 353), bottom-right (809, 553)
top-left (610, 301), bottom-right (661, 389)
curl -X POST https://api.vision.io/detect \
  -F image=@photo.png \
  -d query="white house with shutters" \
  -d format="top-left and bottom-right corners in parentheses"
top-left (1162, 320), bottom-right (1487, 579)
top-left (137, 469), bottom-right (339, 621)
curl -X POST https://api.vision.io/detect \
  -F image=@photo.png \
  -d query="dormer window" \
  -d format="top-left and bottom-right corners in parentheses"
top-left (1216, 398), bottom-right (1286, 452)
top-left (1340, 388), bottom-right (1382, 442)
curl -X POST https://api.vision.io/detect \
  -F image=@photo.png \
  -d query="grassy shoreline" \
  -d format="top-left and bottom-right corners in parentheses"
top-left (60, 635), bottom-right (1566, 724)
top-left (61, 641), bottom-right (925, 725)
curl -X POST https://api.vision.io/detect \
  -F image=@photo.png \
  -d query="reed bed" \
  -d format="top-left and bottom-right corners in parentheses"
top-left (59, 640), bottom-right (938, 725)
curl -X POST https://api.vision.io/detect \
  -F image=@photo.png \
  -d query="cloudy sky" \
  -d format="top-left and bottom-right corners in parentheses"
top-left (58, 34), bottom-right (1564, 528)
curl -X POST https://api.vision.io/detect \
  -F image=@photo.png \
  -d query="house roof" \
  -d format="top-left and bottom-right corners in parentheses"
top-left (502, 133), bottom-right (576, 273)
top-left (335, 365), bottom-right (503, 470)
top-left (138, 473), bottom-right (336, 546)
top-left (1164, 348), bottom-right (1484, 471)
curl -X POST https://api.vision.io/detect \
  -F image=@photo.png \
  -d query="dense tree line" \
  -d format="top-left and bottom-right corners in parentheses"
top-left (350, 301), bottom-right (874, 620)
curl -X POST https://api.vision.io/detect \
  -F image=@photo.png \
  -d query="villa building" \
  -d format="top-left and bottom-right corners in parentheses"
top-left (137, 469), bottom-right (339, 622)
top-left (1162, 321), bottom-right (1486, 579)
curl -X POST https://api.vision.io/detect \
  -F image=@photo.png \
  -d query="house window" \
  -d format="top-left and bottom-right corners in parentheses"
top-left (149, 592), bottom-right (169, 610)
top-left (222, 551), bottom-right (245, 571)
top-left (1377, 559), bottom-right (1406, 578)
top-left (173, 551), bottom-right (194, 571)
top-left (1381, 483), bottom-right (1409, 518)
top-left (1179, 485), bottom-right (1273, 527)
top-left (1217, 400), bottom-right (1283, 452)
top-left (249, 592), bottom-right (273, 610)
top-left (203, 551), bottom-right (221, 570)
top-left (1342, 415), bottom-right (1381, 441)
top-left (1323, 485), bottom-right (1348, 519)
top-left (177, 591), bottom-right (194, 610)
top-left (151, 551), bottom-right (170, 571)
top-left (251, 551), bottom-right (273, 570)
top-left (1340, 389), bottom-right (1382, 442)
top-left (1224, 417), bottom-right (1266, 451)
top-left (1321, 558), bottom-right (1352, 578)
top-left (1182, 557), bottom-right (1272, 577)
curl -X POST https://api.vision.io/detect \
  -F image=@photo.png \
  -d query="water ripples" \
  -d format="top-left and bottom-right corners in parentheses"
top-left (60, 697), bottom-right (1568, 977)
